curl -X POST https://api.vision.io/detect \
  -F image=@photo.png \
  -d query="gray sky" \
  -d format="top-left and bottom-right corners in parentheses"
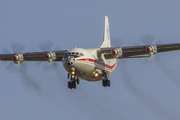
top-left (1, 0), bottom-right (180, 120)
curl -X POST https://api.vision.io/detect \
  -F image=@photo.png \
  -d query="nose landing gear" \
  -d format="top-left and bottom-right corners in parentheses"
top-left (68, 81), bottom-right (76, 89)
top-left (68, 74), bottom-right (80, 89)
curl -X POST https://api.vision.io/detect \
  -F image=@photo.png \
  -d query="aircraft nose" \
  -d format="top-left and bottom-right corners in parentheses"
top-left (66, 56), bottom-right (75, 66)
top-left (67, 61), bottom-right (73, 66)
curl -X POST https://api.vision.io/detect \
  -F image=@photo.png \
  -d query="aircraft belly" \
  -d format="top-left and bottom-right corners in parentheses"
top-left (74, 61), bottom-right (103, 81)
top-left (74, 58), bottom-right (117, 81)
top-left (74, 62), bottom-right (94, 75)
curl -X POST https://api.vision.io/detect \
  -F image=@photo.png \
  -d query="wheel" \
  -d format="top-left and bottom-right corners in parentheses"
top-left (68, 81), bottom-right (72, 89)
top-left (72, 81), bottom-right (76, 89)
top-left (102, 80), bottom-right (107, 87)
top-left (68, 81), bottom-right (76, 89)
top-left (107, 80), bottom-right (110, 87)
top-left (102, 79), bottom-right (110, 87)
top-left (77, 78), bottom-right (80, 84)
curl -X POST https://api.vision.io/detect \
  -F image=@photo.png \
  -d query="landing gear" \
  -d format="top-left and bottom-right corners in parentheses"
top-left (102, 79), bottom-right (110, 87)
top-left (77, 78), bottom-right (80, 85)
top-left (68, 74), bottom-right (79, 89)
top-left (102, 70), bottom-right (110, 87)
top-left (68, 81), bottom-right (76, 89)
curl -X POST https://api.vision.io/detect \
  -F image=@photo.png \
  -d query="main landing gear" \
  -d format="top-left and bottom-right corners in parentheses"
top-left (102, 79), bottom-right (110, 87)
top-left (68, 74), bottom-right (79, 89)
top-left (102, 70), bottom-right (110, 87)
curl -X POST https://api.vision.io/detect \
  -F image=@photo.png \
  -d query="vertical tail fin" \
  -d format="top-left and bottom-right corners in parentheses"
top-left (100, 16), bottom-right (111, 48)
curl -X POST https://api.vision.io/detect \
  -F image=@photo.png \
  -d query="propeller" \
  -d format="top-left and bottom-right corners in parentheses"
top-left (2, 42), bottom-right (26, 73)
top-left (1, 42), bottom-right (42, 92)
top-left (139, 34), bottom-right (180, 88)
top-left (36, 41), bottom-right (62, 71)
top-left (138, 34), bottom-right (161, 64)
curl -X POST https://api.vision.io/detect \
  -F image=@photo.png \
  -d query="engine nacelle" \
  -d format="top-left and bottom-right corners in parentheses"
top-left (146, 45), bottom-right (157, 57)
top-left (13, 54), bottom-right (24, 64)
top-left (45, 52), bottom-right (56, 62)
top-left (111, 47), bottom-right (123, 58)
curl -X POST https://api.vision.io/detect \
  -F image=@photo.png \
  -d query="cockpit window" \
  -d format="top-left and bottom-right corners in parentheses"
top-left (64, 52), bottom-right (84, 58)
top-left (80, 53), bottom-right (84, 56)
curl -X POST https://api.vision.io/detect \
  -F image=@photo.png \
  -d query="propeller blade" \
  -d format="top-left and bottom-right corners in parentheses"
top-left (38, 41), bottom-right (53, 51)
top-left (43, 62), bottom-right (59, 72)
top-left (54, 45), bottom-right (62, 51)
top-left (139, 34), bottom-right (163, 45)
top-left (5, 62), bottom-right (27, 73)
top-left (111, 36), bottom-right (124, 47)
top-left (20, 69), bottom-right (41, 93)
top-left (2, 48), bottom-right (11, 54)
top-left (140, 34), bottom-right (155, 45)
top-left (11, 42), bottom-right (25, 53)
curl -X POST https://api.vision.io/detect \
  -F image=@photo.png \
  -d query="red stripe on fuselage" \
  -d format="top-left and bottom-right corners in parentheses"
top-left (76, 58), bottom-right (117, 70)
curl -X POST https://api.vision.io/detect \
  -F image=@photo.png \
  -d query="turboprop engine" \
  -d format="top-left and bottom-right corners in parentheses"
top-left (146, 45), bottom-right (157, 57)
top-left (45, 52), bottom-right (56, 62)
top-left (111, 47), bottom-right (123, 58)
top-left (99, 47), bottom-right (123, 59)
top-left (13, 54), bottom-right (24, 64)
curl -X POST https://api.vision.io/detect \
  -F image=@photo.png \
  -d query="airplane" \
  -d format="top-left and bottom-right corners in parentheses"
top-left (0, 16), bottom-right (180, 89)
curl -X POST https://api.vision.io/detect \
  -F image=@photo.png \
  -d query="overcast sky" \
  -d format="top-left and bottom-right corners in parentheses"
top-left (1, 0), bottom-right (180, 120)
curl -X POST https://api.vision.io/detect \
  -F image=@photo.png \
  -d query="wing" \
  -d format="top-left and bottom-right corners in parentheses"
top-left (98, 43), bottom-right (180, 59)
top-left (0, 50), bottom-right (68, 64)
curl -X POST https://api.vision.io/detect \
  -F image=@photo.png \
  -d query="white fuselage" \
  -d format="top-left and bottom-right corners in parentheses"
top-left (62, 48), bottom-right (117, 82)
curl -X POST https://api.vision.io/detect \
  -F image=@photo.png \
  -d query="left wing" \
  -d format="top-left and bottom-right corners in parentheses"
top-left (0, 50), bottom-right (68, 64)
top-left (98, 43), bottom-right (180, 59)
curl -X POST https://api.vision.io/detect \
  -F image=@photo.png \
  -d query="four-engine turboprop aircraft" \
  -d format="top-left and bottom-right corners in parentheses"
top-left (1, 16), bottom-right (180, 89)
